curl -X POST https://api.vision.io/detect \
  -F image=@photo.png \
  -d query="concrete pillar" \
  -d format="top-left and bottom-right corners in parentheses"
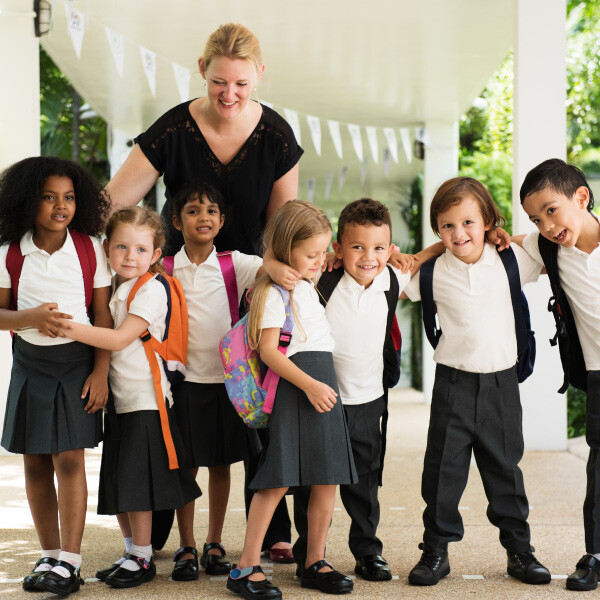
top-left (108, 126), bottom-right (133, 179)
top-left (421, 121), bottom-right (459, 402)
top-left (513, 0), bottom-right (567, 450)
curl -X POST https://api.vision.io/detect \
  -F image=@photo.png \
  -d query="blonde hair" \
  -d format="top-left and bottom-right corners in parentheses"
top-left (203, 23), bottom-right (262, 72)
top-left (247, 201), bottom-right (332, 350)
top-left (105, 206), bottom-right (165, 274)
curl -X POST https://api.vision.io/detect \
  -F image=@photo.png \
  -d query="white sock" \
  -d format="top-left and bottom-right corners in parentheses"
top-left (121, 544), bottom-right (152, 572)
top-left (51, 551), bottom-right (81, 579)
top-left (35, 549), bottom-right (61, 572)
top-left (113, 537), bottom-right (134, 566)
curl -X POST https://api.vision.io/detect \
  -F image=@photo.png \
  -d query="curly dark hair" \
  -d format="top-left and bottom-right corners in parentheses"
top-left (337, 197), bottom-right (392, 243)
top-left (0, 156), bottom-right (110, 244)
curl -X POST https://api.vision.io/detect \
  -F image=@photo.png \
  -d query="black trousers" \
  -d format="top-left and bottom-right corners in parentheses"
top-left (421, 364), bottom-right (531, 553)
top-left (293, 396), bottom-right (386, 563)
top-left (584, 370), bottom-right (600, 553)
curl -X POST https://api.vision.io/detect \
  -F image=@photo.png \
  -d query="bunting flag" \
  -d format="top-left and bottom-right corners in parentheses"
top-left (307, 178), bottom-right (316, 203)
top-left (360, 158), bottom-right (369, 186)
top-left (172, 63), bottom-right (191, 103)
top-left (399, 127), bottom-right (412, 164)
top-left (306, 115), bottom-right (322, 156)
top-left (338, 165), bottom-right (349, 194)
top-left (328, 120), bottom-right (343, 160)
top-left (104, 27), bottom-right (124, 77)
top-left (324, 170), bottom-right (334, 201)
top-left (284, 109), bottom-right (301, 145)
top-left (65, 4), bottom-right (85, 59)
top-left (383, 128), bottom-right (399, 163)
top-left (347, 124), bottom-right (363, 162)
top-left (366, 126), bottom-right (379, 164)
top-left (383, 148), bottom-right (392, 178)
top-left (140, 46), bottom-right (157, 97)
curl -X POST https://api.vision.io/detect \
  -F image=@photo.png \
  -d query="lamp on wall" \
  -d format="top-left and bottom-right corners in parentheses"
top-left (34, 0), bottom-right (52, 37)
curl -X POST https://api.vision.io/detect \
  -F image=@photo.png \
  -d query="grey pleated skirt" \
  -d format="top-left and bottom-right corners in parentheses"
top-left (173, 381), bottom-right (261, 468)
top-left (249, 351), bottom-right (358, 490)
top-left (1, 336), bottom-right (102, 455)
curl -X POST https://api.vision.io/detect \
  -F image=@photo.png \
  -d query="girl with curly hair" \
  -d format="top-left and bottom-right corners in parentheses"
top-left (0, 156), bottom-right (113, 596)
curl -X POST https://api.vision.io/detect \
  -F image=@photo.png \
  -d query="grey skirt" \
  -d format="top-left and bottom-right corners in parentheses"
top-left (1, 336), bottom-right (102, 455)
top-left (249, 351), bottom-right (357, 490)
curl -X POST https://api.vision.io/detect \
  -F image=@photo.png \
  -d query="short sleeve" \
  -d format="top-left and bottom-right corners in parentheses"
top-left (91, 236), bottom-right (112, 288)
top-left (0, 243), bottom-right (10, 288)
top-left (522, 231), bottom-right (545, 266)
top-left (390, 266), bottom-right (412, 296)
top-left (128, 279), bottom-right (167, 326)
top-left (264, 107), bottom-right (304, 181)
top-left (232, 251), bottom-right (262, 293)
top-left (512, 242), bottom-right (542, 286)
top-left (261, 286), bottom-right (286, 330)
top-left (403, 271), bottom-right (422, 302)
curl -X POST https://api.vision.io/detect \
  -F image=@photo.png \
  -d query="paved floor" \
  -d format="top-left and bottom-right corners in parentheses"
top-left (0, 389), bottom-right (591, 599)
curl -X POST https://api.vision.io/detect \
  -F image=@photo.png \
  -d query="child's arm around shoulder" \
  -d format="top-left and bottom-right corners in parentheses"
top-left (262, 248), bottom-right (301, 290)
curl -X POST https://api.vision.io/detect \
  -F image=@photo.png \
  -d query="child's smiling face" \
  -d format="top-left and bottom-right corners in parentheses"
top-left (332, 223), bottom-right (393, 288)
top-left (105, 224), bottom-right (161, 280)
top-left (437, 196), bottom-right (490, 264)
top-left (35, 175), bottom-right (76, 236)
top-left (173, 194), bottom-right (224, 246)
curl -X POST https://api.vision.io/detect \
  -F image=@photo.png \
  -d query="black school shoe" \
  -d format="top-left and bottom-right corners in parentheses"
top-left (34, 561), bottom-right (84, 596)
top-left (23, 557), bottom-right (58, 591)
top-left (200, 542), bottom-right (231, 575)
top-left (408, 543), bottom-right (450, 586)
top-left (95, 560), bottom-right (123, 582)
top-left (105, 554), bottom-right (156, 588)
top-left (226, 565), bottom-right (282, 600)
top-left (507, 549), bottom-right (551, 584)
top-left (172, 546), bottom-right (198, 581)
top-left (300, 560), bottom-right (353, 594)
top-left (567, 555), bottom-right (600, 591)
top-left (355, 554), bottom-right (392, 581)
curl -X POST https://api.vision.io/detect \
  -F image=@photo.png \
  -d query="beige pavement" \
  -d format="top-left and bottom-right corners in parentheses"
top-left (0, 389), bottom-right (591, 599)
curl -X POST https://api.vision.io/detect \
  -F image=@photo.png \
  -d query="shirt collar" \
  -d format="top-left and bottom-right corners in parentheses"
top-left (173, 245), bottom-right (220, 270)
top-left (443, 242), bottom-right (497, 272)
top-left (339, 266), bottom-right (390, 292)
top-left (20, 229), bottom-right (77, 257)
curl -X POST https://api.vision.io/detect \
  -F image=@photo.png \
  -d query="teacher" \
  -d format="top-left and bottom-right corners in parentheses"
top-left (106, 22), bottom-right (303, 257)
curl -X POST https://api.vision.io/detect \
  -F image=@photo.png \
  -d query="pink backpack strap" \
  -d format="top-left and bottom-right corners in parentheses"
top-left (162, 255), bottom-right (174, 276)
top-left (5, 241), bottom-right (24, 311)
top-left (217, 251), bottom-right (239, 326)
top-left (69, 230), bottom-right (96, 317)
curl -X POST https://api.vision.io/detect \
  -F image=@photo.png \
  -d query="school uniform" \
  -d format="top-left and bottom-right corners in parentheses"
top-left (249, 279), bottom-right (357, 491)
top-left (523, 231), bottom-right (600, 552)
top-left (0, 230), bottom-right (111, 455)
top-left (171, 246), bottom-right (262, 466)
top-left (403, 242), bottom-right (541, 551)
top-left (97, 275), bottom-right (200, 515)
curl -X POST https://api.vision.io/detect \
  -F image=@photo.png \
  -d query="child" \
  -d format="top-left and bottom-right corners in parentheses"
top-left (57, 206), bottom-right (201, 588)
top-left (401, 177), bottom-right (551, 586)
top-left (226, 200), bottom-right (357, 600)
top-left (168, 181), bottom-right (263, 580)
top-left (515, 159), bottom-right (600, 591)
top-left (0, 156), bottom-right (113, 596)
top-left (293, 198), bottom-right (413, 581)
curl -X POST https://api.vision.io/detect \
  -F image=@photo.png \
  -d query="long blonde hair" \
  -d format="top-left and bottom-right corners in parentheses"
top-left (203, 23), bottom-right (262, 72)
top-left (247, 201), bottom-right (332, 349)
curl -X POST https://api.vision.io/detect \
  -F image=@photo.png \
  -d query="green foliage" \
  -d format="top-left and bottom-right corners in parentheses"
top-left (567, 385), bottom-right (587, 439)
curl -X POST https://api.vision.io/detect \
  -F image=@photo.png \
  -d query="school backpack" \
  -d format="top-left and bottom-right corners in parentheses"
top-left (5, 229), bottom-right (96, 317)
top-left (538, 235), bottom-right (587, 393)
top-left (419, 246), bottom-right (536, 383)
top-left (219, 285), bottom-right (293, 428)
top-left (126, 271), bottom-right (188, 470)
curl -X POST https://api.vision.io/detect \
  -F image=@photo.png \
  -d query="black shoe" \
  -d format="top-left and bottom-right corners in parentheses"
top-left (172, 546), bottom-right (198, 581)
top-left (226, 565), bottom-right (282, 600)
top-left (34, 561), bottom-right (84, 596)
top-left (23, 557), bottom-right (58, 591)
top-left (507, 549), bottom-right (551, 584)
top-left (567, 554), bottom-right (600, 591)
top-left (408, 543), bottom-right (450, 586)
top-left (95, 560), bottom-right (123, 582)
top-left (355, 554), bottom-right (392, 581)
top-left (200, 542), bottom-right (231, 575)
top-left (300, 560), bottom-right (353, 594)
top-left (105, 554), bottom-right (156, 588)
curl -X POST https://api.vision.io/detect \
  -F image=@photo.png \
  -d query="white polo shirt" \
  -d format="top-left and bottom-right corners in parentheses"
top-left (261, 279), bottom-right (335, 357)
top-left (523, 230), bottom-right (600, 371)
top-left (108, 275), bottom-right (171, 414)
top-left (404, 243), bottom-right (541, 373)
top-left (172, 246), bottom-right (262, 383)
top-left (322, 267), bottom-right (410, 405)
top-left (0, 230), bottom-right (112, 346)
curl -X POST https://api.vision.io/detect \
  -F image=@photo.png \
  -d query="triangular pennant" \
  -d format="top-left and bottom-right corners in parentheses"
top-left (324, 170), bottom-right (334, 201)
top-left (338, 165), bottom-right (349, 193)
top-left (347, 124), bottom-right (363, 162)
top-left (65, 4), bottom-right (85, 59)
top-left (383, 128), bottom-right (399, 163)
top-left (307, 177), bottom-right (316, 203)
top-left (366, 127), bottom-right (379, 164)
top-left (328, 120), bottom-right (343, 160)
top-left (306, 115), bottom-right (322, 156)
top-left (104, 27), bottom-right (124, 78)
top-left (173, 63), bottom-right (191, 103)
top-left (284, 109), bottom-right (301, 145)
top-left (399, 128), bottom-right (412, 164)
top-left (140, 46), bottom-right (157, 97)
top-left (383, 148), bottom-right (392, 179)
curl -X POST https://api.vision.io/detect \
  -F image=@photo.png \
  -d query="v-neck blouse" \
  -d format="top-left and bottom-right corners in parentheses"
top-left (135, 100), bottom-right (303, 255)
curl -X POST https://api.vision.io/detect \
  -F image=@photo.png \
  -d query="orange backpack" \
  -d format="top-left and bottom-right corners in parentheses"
top-left (126, 272), bottom-right (188, 470)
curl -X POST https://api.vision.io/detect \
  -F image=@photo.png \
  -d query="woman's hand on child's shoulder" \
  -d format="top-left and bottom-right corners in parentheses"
top-left (305, 379), bottom-right (338, 413)
top-left (81, 369), bottom-right (109, 413)
top-left (389, 248), bottom-right (419, 274)
top-left (486, 226), bottom-right (511, 250)
top-left (30, 304), bottom-right (72, 338)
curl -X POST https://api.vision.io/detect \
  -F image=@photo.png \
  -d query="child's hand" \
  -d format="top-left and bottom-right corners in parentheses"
top-left (486, 226), bottom-right (511, 250)
top-left (324, 252), bottom-right (342, 272)
top-left (389, 248), bottom-right (420, 273)
top-left (82, 369), bottom-right (109, 413)
top-left (267, 262), bottom-right (301, 291)
top-left (305, 380), bottom-right (338, 413)
top-left (29, 304), bottom-right (73, 338)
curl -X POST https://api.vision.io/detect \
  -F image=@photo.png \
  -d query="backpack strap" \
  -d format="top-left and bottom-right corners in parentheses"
top-left (162, 255), bottom-right (174, 276)
top-left (217, 251), bottom-right (240, 326)
top-left (69, 230), bottom-right (96, 317)
top-left (315, 267), bottom-right (345, 307)
top-left (126, 272), bottom-right (179, 470)
top-left (420, 256), bottom-right (441, 348)
top-left (5, 240), bottom-right (24, 311)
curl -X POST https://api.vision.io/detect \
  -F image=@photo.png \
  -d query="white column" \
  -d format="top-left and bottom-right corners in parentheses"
top-left (108, 126), bottom-right (134, 179)
top-left (421, 121), bottom-right (459, 403)
top-left (513, 0), bottom-right (567, 450)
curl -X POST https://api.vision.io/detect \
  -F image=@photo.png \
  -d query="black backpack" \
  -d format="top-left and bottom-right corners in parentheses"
top-left (538, 235), bottom-right (587, 393)
top-left (419, 246), bottom-right (536, 383)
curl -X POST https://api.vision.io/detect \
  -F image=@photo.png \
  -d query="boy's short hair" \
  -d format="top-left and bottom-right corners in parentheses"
top-left (171, 181), bottom-right (227, 220)
top-left (520, 158), bottom-right (595, 211)
top-left (430, 177), bottom-right (505, 236)
top-left (337, 198), bottom-right (392, 243)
